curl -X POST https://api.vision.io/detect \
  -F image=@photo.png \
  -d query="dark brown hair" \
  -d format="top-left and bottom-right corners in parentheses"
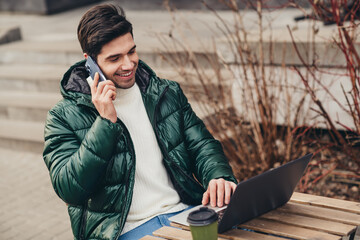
top-left (77, 4), bottom-right (133, 60)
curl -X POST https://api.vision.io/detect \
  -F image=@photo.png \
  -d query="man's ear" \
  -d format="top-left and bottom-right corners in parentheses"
top-left (84, 53), bottom-right (88, 59)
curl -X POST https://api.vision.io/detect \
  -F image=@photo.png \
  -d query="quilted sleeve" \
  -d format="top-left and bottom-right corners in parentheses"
top-left (43, 108), bottom-right (122, 205)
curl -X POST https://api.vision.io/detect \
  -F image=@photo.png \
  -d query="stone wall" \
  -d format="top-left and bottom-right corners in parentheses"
top-left (114, 0), bottom-right (310, 10)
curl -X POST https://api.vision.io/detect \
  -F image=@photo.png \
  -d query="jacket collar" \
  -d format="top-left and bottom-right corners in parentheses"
top-left (136, 61), bottom-right (169, 126)
top-left (60, 60), bottom-right (168, 111)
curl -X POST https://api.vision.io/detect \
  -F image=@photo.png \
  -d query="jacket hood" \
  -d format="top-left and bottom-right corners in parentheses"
top-left (60, 59), bottom-right (157, 103)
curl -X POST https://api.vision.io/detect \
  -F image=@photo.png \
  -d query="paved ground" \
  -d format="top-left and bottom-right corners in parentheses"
top-left (0, 148), bottom-right (72, 239)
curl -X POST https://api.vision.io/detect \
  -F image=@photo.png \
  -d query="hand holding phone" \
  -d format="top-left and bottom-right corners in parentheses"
top-left (86, 56), bottom-right (117, 123)
top-left (89, 72), bottom-right (117, 123)
top-left (85, 56), bottom-right (106, 82)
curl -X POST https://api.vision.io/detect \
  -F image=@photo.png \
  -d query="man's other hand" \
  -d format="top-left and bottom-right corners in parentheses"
top-left (90, 72), bottom-right (117, 123)
top-left (202, 178), bottom-right (237, 207)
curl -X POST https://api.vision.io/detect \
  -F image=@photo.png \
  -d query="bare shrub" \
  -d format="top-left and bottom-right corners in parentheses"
top-left (158, 0), bottom-right (313, 181)
top-left (289, 0), bottom-right (360, 174)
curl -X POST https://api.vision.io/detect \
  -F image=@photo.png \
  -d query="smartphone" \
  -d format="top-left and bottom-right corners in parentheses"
top-left (85, 56), bottom-right (106, 82)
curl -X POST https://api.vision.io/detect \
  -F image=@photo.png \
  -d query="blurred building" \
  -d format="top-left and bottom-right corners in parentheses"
top-left (0, 0), bottom-right (311, 15)
top-left (0, 0), bottom-right (101, 14)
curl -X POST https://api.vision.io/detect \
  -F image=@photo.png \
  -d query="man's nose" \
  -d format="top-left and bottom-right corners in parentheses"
top-left (121, 55), bottom-right (133, 70)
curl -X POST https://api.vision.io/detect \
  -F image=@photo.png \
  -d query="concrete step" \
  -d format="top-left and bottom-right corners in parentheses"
top-left (0, 63), bottom-right (68, 92)
top-left (0, 91), bottom-right (61, 121)
top-left (0, 78), bottom-right (222, 122)
top-left (0, 96), bottom-right (212, 154)
top-left (0, 40), bottom-right (82, 65)
top-left (0, 62), bottom-right (232, 92)
top-left (0, 25), bottom-right (22, 45)
top-left (0, 32), bottom-right (351, 71)
top-left (0, 119), bottom-right (44, 153)
top-left (0, 102), bottom-right (214, 154)
top-left (0, 7), bottom-right (352, 68)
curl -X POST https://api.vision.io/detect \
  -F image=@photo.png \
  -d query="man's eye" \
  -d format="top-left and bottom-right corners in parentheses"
top-left (110, 57), bottom-right (119, 62)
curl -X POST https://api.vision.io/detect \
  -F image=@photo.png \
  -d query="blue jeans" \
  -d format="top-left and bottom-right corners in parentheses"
top-left (118, 206), bottom-right (193, 240)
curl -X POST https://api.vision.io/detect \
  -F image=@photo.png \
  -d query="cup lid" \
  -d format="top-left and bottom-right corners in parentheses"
top-left (187, 207), bottom-right (218, 226)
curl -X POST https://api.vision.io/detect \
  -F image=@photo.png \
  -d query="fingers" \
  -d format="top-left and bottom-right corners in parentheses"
top-left (224, 181), bottom-right (232, 205)
top-left (202, 179), bottom-right (222, 207)
top-left (216, 179), bottom-right (225, 207)
top-left (92, 80), bottom-right (115, 100)
top-left (231, 182), bottom-right (237, 192)
top-left (90, 72), bottom-right (100, 95)
top-left (100, 83), bottom-right (116, 97)
top-left (89, 75), bottom-right (117, 123)
top-left (225, 182), bottom-right (237, 205)
top-left (202, 179), bottom-right (237, 208)
top-left (104, 86), bottom-right (117, 101)
top-left (202, 190), bottom-right (210, 206)
top-left (209, 180), bottom-right (217, 207)
top-left (97, 80), bottom-right (115, 94)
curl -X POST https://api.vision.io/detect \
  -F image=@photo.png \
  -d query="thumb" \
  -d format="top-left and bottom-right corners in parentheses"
top-left (202, 190), bottom-right (210, 206)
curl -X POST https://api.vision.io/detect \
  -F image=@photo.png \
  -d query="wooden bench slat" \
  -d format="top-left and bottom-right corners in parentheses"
top-left (171, 222), bottom-right (304, 240)
top-left (153, 226), bottom-right (192, 240)
top-left (139, 236), bottom-right (165, 240)
top-left (279, 202), bottom-right (360, 226)
top-left (240, 218), bottom-right (341, 240)
top-left (260, 209), bottom-right (356, 236)
top-left (219, 228), bottom-right (289, 240)
top-left (159, 226), bottom-right (287, 240)
top-left (290, 192), bottom-right (360, 214)
top-left (153, 226), bottom-right (227, 240)
top-left (170, 222), bottom-right (190, 230)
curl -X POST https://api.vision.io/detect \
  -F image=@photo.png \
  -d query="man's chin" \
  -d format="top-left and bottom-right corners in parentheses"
top-left (113, 78), bottom-right (136, 89)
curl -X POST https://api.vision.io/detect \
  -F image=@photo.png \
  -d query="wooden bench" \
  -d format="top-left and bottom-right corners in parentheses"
top-left (140, 192), bottom-right (360, 240)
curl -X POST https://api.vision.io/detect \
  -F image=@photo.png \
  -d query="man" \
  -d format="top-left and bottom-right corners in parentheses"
top-left (43, 3), bottom-right (237, 240)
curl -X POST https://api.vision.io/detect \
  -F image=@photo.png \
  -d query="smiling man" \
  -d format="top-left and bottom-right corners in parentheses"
top-left (43, 4), bottom-right (237, 240)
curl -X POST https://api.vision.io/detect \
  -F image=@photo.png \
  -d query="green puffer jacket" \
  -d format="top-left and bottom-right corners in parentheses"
top-left (43, 60), bottom-right (237, 240)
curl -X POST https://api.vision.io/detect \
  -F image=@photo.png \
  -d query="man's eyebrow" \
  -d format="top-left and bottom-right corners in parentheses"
top-left (105, 45), bottom-right (137, 60)
top-left (129, 45), bottom-right (136, 52)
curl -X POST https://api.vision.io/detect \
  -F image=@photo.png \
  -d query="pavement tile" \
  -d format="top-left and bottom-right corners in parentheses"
top-left (0, 228), bottom-right (18, 240)
top-left (0, 148), bottom-right (72, 240)
top-left (54, 229), bottom-right (74, 240)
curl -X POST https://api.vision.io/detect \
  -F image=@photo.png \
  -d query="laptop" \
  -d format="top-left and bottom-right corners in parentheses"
top-left (169, 153), bottom-right (313, 233)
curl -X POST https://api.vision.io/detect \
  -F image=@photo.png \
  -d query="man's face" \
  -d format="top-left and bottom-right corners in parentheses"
top-left (95, 32), bottom-right (139, 89)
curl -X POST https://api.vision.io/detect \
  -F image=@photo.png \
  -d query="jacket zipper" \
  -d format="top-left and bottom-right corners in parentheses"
top-left (78, 111), bottom-right (120, 240)
top-left (115, 121), bottom-right (135, 240)
top-left (79, 203), bottom-right (88, 240)
top-left (78, 119), bottom-right (135, 240)
top-left (79, 154), bottom-right (116, 239)
top-left (152, 87), bottom-right (205, 192)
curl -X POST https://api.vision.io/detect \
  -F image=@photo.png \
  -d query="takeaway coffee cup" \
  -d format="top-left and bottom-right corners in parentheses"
top-left (187, 207), bottom-right (218, 240)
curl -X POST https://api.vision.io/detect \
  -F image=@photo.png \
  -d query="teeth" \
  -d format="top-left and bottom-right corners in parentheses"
top-left (120, 71), bottom-right (132, 77)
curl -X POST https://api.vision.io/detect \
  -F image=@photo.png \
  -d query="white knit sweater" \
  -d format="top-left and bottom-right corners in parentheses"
top-left (114, 83), bottom-right (188, 234)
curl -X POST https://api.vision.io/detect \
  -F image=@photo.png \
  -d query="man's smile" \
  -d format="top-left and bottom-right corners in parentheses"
top-left (119, 71), bottom-right (132, 77)
top-left (115, 70), bottom-right (135, 79)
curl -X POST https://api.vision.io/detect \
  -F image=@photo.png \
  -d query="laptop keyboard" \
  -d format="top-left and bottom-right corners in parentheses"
top-left (217, 208), bottom-right (226, 222)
